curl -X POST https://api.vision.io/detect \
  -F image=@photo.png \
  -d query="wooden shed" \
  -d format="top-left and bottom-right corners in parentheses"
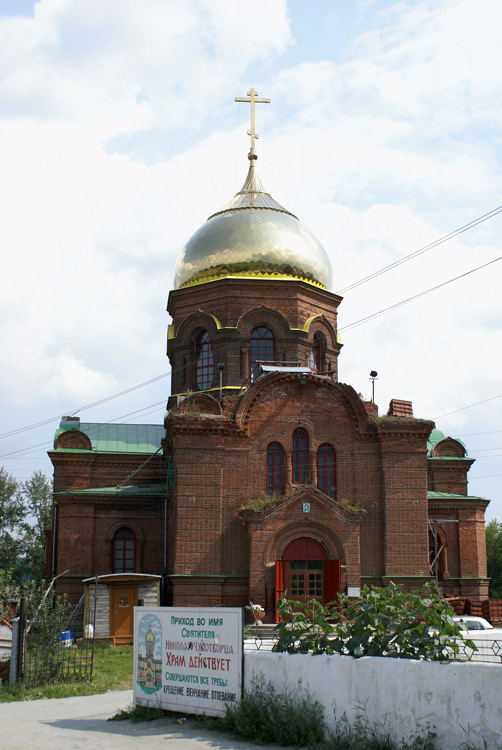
top-left (83, 573), bottom-right (160, 645)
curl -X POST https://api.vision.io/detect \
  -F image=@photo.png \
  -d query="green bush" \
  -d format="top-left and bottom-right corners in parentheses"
top-left (273, 596), bottom-right (337, 654)
top-left (273, 582), bottom-right (474, 660)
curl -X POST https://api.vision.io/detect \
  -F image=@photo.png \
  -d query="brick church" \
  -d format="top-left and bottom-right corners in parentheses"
top-left (48, 91), bottom-right (489, 631)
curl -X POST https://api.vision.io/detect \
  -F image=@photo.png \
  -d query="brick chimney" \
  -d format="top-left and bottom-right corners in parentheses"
top-left (387, 399), bottom-right (413, 417)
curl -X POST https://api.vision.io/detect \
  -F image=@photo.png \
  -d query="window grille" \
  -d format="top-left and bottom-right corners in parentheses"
top-left (292, 428), bottom-right (309, 483)
top-left (195, 330), bottom-right (214, 390)
top-left (250, 326), bottom-right (274, 381)
top-left (113, 528), bottom-right (135, 573)
top-left (267, 442), bottom-right (285, 495)
top-left (317, 443), bottom-right (336, 497)
top-left (308, 333), bottom-right (322, 372)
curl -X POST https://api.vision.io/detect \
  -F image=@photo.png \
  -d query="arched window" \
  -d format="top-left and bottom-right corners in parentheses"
top-left (308, 333), bottom-right (323, 372)
top-left (317, 444), bottom-right (336, 497)
top-left (292, 428), bottom-right (309, 483)
top-left (195, 330), bottom-right (214, 390)
top-left (250, 326), bottom-right (274, 382)
top-left (113, 528), bottom-right (135, 573)
top-left (267, 442), bottom-right (285, 496)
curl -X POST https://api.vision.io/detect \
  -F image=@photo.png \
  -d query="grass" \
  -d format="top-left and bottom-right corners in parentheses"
top-left (196, 680), bottom-right (436, 750)
top-left (242, 491), bottom-right (283, 512)
top-left (203, 675), bottom-right (326, 747)
top-left (0, 642), bottom-right (133, 702)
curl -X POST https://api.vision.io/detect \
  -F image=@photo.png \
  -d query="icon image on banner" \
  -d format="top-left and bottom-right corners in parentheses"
top-left (137, 614), bottom-right (162, 694)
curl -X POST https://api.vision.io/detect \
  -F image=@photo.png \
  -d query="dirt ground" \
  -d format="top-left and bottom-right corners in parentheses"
top-left (0, 689), bottom-right (280, 750)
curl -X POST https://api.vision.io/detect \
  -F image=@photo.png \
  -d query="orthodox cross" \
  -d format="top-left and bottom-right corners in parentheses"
top-left (235, 88), bottom-right (270, 154)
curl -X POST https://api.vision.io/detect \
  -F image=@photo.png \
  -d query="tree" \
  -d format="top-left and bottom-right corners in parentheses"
top-left (0, 467), bottom-right (53, 584)
top-left (0, 468), bottom-right (54, 622)
top-left (486, 519), bottom-right (502, 599)
top-left (20, 471), bottom-right (53, 581)
top-left (0, 467), bottom-right (23, 532)
top-left (0, 468), bottom-right (25, 583)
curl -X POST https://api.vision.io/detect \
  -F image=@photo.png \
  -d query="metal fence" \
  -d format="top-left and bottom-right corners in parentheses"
top-left (455, 636), bottom-right (502, 664)
top-left (244, 626), bottom-right (502, 663)
top-left (18, 596), bottom-right (95, 688)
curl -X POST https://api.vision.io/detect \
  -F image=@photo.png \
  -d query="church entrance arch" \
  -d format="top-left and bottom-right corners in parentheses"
top-left (275, 536), bottom-right (341, 615)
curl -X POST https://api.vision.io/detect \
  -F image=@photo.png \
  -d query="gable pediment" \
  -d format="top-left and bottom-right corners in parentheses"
top-left (240, 485), bottom-right (362, 525)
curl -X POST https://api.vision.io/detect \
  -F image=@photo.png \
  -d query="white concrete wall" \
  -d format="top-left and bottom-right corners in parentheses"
top-left (244, 651), bottom-right (502, 750)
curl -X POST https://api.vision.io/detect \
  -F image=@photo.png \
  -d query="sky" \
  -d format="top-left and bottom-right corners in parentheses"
top-left (0, 0), bottom-right (501, 520)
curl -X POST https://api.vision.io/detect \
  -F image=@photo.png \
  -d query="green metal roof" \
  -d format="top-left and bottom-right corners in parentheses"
top-left (428, 490), bottom-right (487, 501)
top-left (428, 456), bottom-right (472, 462)
top-left (427, 429), bottom-right (446, 453)
top-left (55, 482), bottom-right (166, 497)
top-left (54, 420), bottom-right (164, 454)
top-left (427, 428), bottom-right (467, 457)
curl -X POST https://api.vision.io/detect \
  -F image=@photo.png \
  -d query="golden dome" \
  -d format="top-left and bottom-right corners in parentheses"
top-left (173, 154), bottom-right (332, 290)
top-left (146, 626), bottom-right (155, 642)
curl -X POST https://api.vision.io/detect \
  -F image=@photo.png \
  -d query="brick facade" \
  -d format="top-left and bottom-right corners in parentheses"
top-left (48, 198), bottom-right (489, 616)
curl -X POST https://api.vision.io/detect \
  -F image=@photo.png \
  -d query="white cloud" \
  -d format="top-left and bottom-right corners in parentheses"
top-left (0, 0), bottom-right (501, 515)
top-left (0, 0), bottom-right (292, 134)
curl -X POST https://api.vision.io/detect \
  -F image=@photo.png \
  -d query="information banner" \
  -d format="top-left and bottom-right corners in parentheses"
top-left (133, 606), bottom-right (243, 716)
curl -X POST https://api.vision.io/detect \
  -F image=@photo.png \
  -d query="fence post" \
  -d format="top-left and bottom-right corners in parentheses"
top-left (9, 618), bottom-right (19, 686)
top-left (15, 598), bottom-right (26, 684)
top-left (8, 601), bottom-right (26, 688)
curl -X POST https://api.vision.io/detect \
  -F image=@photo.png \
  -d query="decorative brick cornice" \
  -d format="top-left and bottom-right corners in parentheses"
top-left (165, 413), bottom-right (245, 438)
top-left (428, 497), bottom-right (489, 510)
top-left (57, 499), bottom-right (161, 511)
top-left (372, 417), bottom-right (435, 440)
top-left (428, 457), bottom-right (475, 469)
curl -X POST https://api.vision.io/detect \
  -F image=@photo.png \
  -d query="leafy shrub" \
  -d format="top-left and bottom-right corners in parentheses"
top-left (273, 596), bottom-right (337, 654)
top-left (273, 582), bottom-right (474, 660)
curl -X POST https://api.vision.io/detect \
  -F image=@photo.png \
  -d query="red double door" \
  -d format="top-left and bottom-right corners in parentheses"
top-left (275, 537), bottom-right (341, 616)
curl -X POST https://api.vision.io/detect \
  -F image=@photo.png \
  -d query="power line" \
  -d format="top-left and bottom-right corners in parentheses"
top-left (4, 215), bottom-right (502, 445)
top-left (3, 370), bottom-right (502, 461)
top-left (0, 400), bottom-right (167, 459)
top-left (469, 448), bottom-right (502, 454)
top-left (336, 204), bottom-right (502, 295)
top-left (339, 255), bottom-right (502, 332)
top-left (0, 373), bottom-right (170, 441)
top-left (0, 440), bottom-right (51, 459)
top-left (434, 394), bottom-right (502, 420)
top-left (2, 241), bottom-right (501, 447)
top-left (456, 431), bottom-right (502, 437)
